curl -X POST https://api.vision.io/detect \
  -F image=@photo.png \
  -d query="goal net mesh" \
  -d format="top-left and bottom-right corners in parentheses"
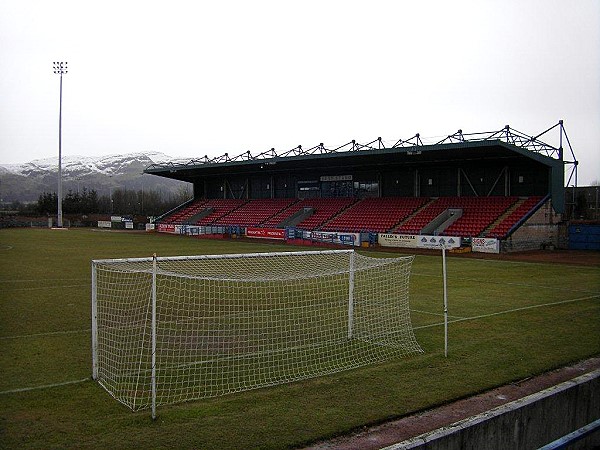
top-left (92, 250), bottom-right (422, 411)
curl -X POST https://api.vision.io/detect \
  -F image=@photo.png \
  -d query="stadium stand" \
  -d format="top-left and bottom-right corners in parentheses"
top-left (157, 195), bottom-right (548, 240)
top-left (147, 122), bottom-right (575, 250)
top-left (157, 195), bottom-right (560, 239)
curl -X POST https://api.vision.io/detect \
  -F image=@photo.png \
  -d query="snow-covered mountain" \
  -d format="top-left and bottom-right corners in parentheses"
top-left (0, 152), bottom-right (191, 203)
top-left (2, 151), bottom-right (176, 179)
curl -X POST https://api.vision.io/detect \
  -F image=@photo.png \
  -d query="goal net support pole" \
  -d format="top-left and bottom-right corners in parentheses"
top-left (91, 261), bottom-right (98, 380)
top-left (441, 244), bottom-right (449, 358)
top-left (91, 249), bottom-right (423, 415)
top-left (347, 250), bottom-right (355, 340)
top-left (151, 254), bottom-right (157, 420)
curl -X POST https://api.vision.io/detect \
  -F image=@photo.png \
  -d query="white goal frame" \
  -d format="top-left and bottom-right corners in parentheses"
top-left (91, 249), bottom-right (422, 418)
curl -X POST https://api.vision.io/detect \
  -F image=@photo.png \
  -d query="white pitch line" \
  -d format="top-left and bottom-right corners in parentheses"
top-left (0, 278), bottom-right (88, 283)
top-left (412, 271), bottom-right (599, 294)
top-left (411, 309), bottom-right (464, 319)
top-left (0, 329), bottom-right (90, 340)
top-left (0, 378), bottom-right (90, 395)
top-left (414, 294), bottom-right (600, 330)
top-left (3, 284), bottom-right (89, 292)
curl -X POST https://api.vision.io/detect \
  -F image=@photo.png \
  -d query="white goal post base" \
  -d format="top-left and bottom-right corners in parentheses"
top-left (91, 249), bottom-right (423, 413)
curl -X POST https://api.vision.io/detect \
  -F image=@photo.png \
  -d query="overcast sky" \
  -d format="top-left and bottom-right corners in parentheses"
top-left (1, 0), bottom-right (598, 184)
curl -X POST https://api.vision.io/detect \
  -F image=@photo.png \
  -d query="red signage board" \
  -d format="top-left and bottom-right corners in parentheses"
top-left (246, 228), bottom-right (285, 240)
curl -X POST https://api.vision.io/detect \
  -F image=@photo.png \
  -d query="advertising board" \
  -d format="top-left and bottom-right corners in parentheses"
top-left (472, 237), bottom-right (500, 253)
top-left (379, 233), bottom-right (461, 249)
top-left (246, 228), bottom-right (286, 240)
top-left (309, 231), bottom-right (361, 246)
top-left (157, 223), bottom-right (176, 233)
top-left (378, 234), bottom-right (418, 248)
top-left (416, 235), bottom-right (461, 249)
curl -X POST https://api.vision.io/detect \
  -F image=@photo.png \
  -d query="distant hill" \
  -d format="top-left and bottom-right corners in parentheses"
top-left (0, 152), bottom-right (191, 203)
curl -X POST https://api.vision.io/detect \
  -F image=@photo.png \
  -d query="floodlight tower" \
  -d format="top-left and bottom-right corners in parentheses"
top-left (53, 61), bottom-right (68, 227)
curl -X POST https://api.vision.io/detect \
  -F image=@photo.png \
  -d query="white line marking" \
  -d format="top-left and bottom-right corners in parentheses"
top-left (3, 284), bottom-right (88, 292)
top-left (414, 294), bottom-right (600, 330)
top-left (411, 309), bottom-right (464, 319)
top-left (0, 278), bottom-right (88, 283)
top-left (412, 272), bottom-right (599, 294)
top-left (0, 329), bottom-right (90, 340)
top-left (0, 378), bottom-right (90, 395)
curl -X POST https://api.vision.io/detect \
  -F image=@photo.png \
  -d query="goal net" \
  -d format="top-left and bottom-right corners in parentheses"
top-left (91, 250), bottom-right (422, 413)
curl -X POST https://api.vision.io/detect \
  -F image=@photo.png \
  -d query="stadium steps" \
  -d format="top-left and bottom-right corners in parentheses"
top-left (160, 199), bottom-right (207, 224)
top-left (319, 198), bottom-right (365, 231)
top-left (484, 196), bottom-right (545, 238)
top-left (257, 199), bottom-right (301, 226)
top-left (390, 198), bottom-right (436, 234)
top-left (319, 197), bottom-right (430, 233)
top-left (215, 198), bottom-right (297, 227)
top-left (296, 198), bottom-right (357, 230)
top-left (195, 199), bottom-right (248, 225)
top-left (277, 206), bottom-right (314, 228)
top-left (481, 197), bottom-right (527, 236)
top-left (262, 199), bottom-right (317, 228)
top-left (440, 196), bottom-right (517, 237)
top-left (184, 206), bottom-right (214, 225)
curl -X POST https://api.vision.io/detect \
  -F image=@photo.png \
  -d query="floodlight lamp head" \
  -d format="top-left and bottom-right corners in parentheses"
top-left (53, 61), bottom-right (68, 75)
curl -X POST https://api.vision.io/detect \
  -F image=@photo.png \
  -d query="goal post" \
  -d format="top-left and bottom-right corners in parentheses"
top-left (91, 249), bottom-right (422, 413)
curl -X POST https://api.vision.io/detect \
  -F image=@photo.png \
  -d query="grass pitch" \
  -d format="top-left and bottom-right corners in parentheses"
top-left (0, 228), bottom-right (599, 449)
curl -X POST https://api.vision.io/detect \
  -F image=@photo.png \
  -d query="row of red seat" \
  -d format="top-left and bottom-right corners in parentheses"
top-left (214, 199), bottom-right (298, 226)
top-left (159, 196), bottom-right (543, 237)
top-left (160, 200), bottom-right (209, 224)
top-left (397, 197), bottom-right (518, 236)
top-left (442, 197), bottom-right (516, 237)
top-left (196, 199), bottom-right (247, 225)
top-left (321, 197), bottom-right (428, 233)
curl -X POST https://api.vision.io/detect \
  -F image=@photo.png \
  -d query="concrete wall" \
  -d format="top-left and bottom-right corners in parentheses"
top-left (502, 201), bottom-right (562, 252)
top-left (387, 369), bottom-right (600, 450)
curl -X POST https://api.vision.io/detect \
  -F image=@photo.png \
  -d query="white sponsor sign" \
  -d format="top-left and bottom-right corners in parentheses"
top-left (186, 225), bottom-right (204, 236)
top-left (378, 234), bottom-right (418, 248)
top-left (145, 223), bottom-right (155, 231)
top-left (309, 231), bottom-right (361, 246)
top-left (379, 233), bottom-right (461, 249)
top-left (125, 221), bottom-right (134, 229)
top-left (416, 235), bottom-right (461, 249)
top-left (98, 220), bottom-right (112, 228)
top-left (472, 237), bottom-right (500, 254)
